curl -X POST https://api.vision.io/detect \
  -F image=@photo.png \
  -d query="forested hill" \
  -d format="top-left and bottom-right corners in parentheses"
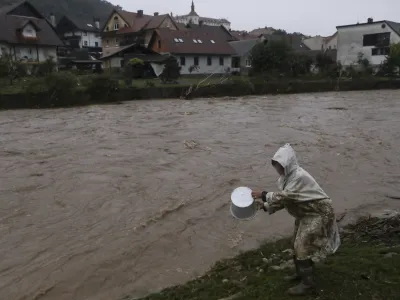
top-left (0, 0), bottom-right (121, 23)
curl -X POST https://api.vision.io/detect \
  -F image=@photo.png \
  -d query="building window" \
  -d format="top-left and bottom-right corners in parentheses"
top-left (194, 57), bottom-right (199, 66)
top-left (83, 31), bottom-right (87, 36)
top-left (207, 56), bottom-right (212, 66)
top-left (219, 56), bottom-right (224, 66)
top-left (95, 42), bottom-right (98, 47)
top-left (84, 41), bottom-right (88, 46)
top-left (372, 47), bottom-right (390, 56)
top-left (180, 57), bottom-right (186, 66)
top-left (106, 26), bottom-right (109, 31)
top-left (114, 23), bottom-right (119, 30)
top-left (106, 39), bottom-right (109, 46)
top-left (245, 59), bottom-right (251, 67)
top-left (363, 32), bottom-right (390, 47)
top-left (158, 40), bottom-right (161, 48)
top-left (115, 38), bottom-right (119, 45)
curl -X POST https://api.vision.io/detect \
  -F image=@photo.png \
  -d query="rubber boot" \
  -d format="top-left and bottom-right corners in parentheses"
top-left (287, 259), bottom-right (316, 296)
top-left (284, 255), bottom-right (301, 282)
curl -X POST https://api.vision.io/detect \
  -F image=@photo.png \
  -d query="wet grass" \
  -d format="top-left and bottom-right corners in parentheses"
top-left (130, 216), bottom-right (400, 300)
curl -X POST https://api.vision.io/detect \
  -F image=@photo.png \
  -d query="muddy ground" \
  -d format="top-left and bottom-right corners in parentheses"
top-left (0, 90), bottom-right (399, 300)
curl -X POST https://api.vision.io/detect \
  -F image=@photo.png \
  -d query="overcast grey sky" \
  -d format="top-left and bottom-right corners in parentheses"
top-left (108, 0), bottom-right (396, 36)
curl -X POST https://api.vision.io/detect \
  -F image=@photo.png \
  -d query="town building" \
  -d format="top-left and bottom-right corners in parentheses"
top-left (303, 33), bottom-right (337, 51)
top-left (336, 18), bottom-right (400, 66)
top-left (0, 1), bottom-right (63, 63)
top-left (174, 1), bottom-right (231, 30)
top-left (101, 9), bottom-right (179, 58)
top-left (148, 27), bottom-right (236, 74)
top-left (55, 15), bottom-right (102, 56)
top-left (229, 39), bottom-right (260, 74)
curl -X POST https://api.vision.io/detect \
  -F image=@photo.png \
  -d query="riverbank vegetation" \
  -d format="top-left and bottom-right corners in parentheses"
top-left (127, 214), bottom-right (400, 300)
top-left (1, 42), bottom-right (400, 109)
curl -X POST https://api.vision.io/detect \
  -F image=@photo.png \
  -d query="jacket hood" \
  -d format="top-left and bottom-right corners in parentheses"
top-left (272, 143), bottom-right (299, 176)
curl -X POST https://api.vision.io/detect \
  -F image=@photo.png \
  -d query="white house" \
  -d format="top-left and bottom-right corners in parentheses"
top-left (148, 28), bottom-right (235, 75)
top-left (0, 1), bottom-right (62, 63)
top-left (55, 15), bottom-right (102, 53)
top-left (336, 18), bottom-right (400, 66)
top-left (303, 33), bottom-right (337, 51)
top-left (174, 1), bottom-right (231, 30)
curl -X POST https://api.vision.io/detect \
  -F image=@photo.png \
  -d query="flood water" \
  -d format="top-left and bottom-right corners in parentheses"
top-left (0, 90), bottom-right (399, 300)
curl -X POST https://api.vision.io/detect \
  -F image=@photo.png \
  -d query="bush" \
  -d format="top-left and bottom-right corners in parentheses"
top-left (145, 80), bottom-right (155, 87)
top-left (160, 57), bottom-right (181, 84)
top-left (250, 40), bottom-right (293, 74)
top-left (0, 54), bottom-right (26, 85)
top-left (84, 73), bottom-right (118, 101)
top-left (36, 57), bottom-right (56, 76)
top-left (25, 71), bottom-right (78, 101)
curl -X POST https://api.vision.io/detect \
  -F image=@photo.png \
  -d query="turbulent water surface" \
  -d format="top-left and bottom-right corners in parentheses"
top-left (0, 90), bottom-right (399, 300)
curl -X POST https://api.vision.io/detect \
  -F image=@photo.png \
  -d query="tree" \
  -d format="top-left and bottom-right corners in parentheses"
top-left (0, 53), bottom-right (26, 85)
top-left (160, 57), bottom-right (181, 84)
top-left (380, 43), bottom-right (400, 76)
top-left (128, 58), bottom-right (145, 78)
top-left (250, 40), bottom-right (293, 74)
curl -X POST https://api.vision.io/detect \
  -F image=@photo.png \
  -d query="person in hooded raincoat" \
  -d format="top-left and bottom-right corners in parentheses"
top-left (252, 143), bottom-right (340, 296)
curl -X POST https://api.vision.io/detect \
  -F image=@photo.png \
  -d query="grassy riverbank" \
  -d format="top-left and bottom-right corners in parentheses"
top-left (129, 215), bottom-right (400, 300)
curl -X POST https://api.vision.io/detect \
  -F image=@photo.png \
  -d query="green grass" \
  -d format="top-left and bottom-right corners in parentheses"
top-left (129, 216), bottom-right (400, 300)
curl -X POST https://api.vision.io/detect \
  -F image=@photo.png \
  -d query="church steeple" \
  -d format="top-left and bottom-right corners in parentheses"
top-left (191, 0), bottom-right (195, 14)
top-left (188, 0), bottom-right (199, 17)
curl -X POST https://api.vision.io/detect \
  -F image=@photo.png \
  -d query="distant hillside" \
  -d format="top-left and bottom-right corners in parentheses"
top-left (0, 0), bottom-right (121, 23)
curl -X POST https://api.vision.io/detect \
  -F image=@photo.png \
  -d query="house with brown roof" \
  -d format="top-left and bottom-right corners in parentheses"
top-left (101, 8), bottom-right (179, 58)
top-left (148, 28), bottom-right (236, 74)
top-left (0, 1), bottom-right (63, 63)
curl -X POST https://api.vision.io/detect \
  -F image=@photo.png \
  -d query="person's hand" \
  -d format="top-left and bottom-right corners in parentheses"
top-left (255, 199), bottom-right (265, 210)
top-left (251, 191), bottom-right (262, 199)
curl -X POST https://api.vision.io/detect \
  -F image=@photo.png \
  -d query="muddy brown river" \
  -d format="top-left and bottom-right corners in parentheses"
top-left (0, 90), bottom-right (399, 300)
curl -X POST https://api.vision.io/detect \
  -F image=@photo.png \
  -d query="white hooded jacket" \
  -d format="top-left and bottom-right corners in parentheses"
top-left (266, 143), bottom-right (330, 205)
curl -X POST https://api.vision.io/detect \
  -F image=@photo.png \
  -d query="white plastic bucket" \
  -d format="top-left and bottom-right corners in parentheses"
top-left (230, 187), bottom-right (257, 220)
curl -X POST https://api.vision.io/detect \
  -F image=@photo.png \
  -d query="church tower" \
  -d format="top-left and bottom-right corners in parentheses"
top-left (191, 0), bottom-right (195, 14)
top-left (187, 0), bottom-right (199, 24)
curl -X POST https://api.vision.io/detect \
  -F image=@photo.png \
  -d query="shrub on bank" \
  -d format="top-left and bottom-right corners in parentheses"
top-left (84, 73), bottom-right (119, 101)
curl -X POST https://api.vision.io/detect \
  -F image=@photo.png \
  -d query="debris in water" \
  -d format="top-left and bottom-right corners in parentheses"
top-left (183, 140), bottom-right (198, 149)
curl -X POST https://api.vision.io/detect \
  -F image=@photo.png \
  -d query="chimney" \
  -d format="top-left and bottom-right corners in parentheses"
top-left (94, 17), bottom-right (100, 29)
top-left (50, 13), bottom-right (56, 27)
top-left (367, 18), bottom-right (373, 23)
top-left (154, 12), bottom-right (159, 16)
top-left (137, 10), bottom-right (143, 17)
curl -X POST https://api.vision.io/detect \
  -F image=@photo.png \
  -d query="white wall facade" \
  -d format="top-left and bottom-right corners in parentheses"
top-left (303, 36), bottom-right (325, 50)
top-left (64, 31), bottom-right (102, 48)
top-left (174, 15), bottom-right (231, 30)
top-left (176, 55), bottom-right (232, 74)
top-left (0, 44), bottom-right (57, 62)
top-left (324, 34), bottom-right (337, 50)
top-left (337, 22), bottom-right (400, 66)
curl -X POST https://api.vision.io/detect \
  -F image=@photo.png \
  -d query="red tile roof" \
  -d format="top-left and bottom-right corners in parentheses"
top-left (115, 10), bottom-right (176, 33)
top-left (152, 28), bottom-right (236, 55)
